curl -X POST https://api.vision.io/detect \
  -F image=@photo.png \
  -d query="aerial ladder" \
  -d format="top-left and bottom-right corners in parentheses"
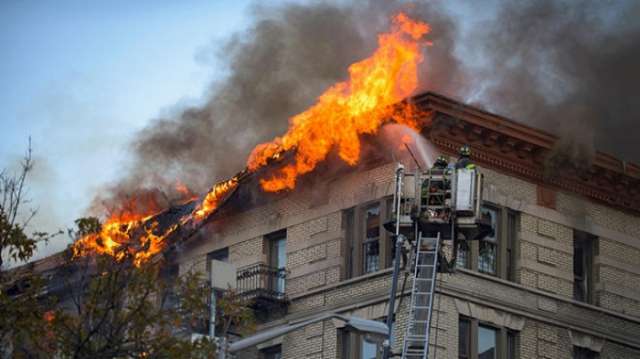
top-left (383, 148), bottom-right (492, 359)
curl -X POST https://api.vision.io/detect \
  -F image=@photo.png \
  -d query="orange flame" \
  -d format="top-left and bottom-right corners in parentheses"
top-left (73, 12), bottom-right (431, 264)
top-left (71, 194), bottom-right (179, 266)
top-left (193, 177), bottom-right (239, 221)
top-left (175, 180), bottom-right (198, 202)
top-left (247, 12), bottom-right (430, 192)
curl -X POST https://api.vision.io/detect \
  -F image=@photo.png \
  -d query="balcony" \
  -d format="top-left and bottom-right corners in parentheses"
top-left (236, 263), bottom-right (288, 318)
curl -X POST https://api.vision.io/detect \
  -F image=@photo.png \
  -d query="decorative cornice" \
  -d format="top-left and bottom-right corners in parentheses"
top-left (413, 92), bottom-right (640, 215)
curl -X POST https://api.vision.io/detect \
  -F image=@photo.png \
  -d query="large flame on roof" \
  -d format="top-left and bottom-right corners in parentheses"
top-left (71, 194), bottom-right (180, 266)
top-left (72, 12), bottom-right (430, 265)
top-left (247, 13), bottom-right (430, 191)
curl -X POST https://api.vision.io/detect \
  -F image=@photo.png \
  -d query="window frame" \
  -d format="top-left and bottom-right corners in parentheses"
top-left (265, 229), bottom-right (287, 294)
top-left (343, 197), bottom-right (394, 279)
top-left (573, 231), bottom-right (597, 304)
top-left (339, 328), bottom-right (382, 359)
top-left (457, 203), bottom-right (519, 281)
top-left (458, 316), bottom-right (519, 359)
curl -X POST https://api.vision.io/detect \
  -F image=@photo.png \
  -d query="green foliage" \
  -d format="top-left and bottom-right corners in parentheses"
top-left (217, 288), bottom-right (256, 337)
top-left (47, 242), bottom-right (219, 358)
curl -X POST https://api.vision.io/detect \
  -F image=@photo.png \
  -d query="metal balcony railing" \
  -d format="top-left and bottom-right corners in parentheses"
top-left (236, 263), bottom-right (287, 304)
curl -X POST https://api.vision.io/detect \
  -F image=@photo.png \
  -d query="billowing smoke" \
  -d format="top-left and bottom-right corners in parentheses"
top-left (93, 0), bottom-right (460, 211)
top-left (466, 0), bottom-right (640, 164)
top-left (94, 0), bottom-right (639, 212)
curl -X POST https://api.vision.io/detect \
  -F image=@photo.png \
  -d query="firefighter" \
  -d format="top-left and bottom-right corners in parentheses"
top-left (455, 144), bottom-right (475, 169)
top-left (433, 155), bottom-right (448, 170)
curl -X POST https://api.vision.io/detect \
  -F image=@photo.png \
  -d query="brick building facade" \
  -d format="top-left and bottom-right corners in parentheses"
top-left (177, 93), bottom-right (640, 358)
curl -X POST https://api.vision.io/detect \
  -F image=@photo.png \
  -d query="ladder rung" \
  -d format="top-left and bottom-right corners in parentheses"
top-left (414, 278), bottom-right (433, 281)
top-left (413, 305), bottom-right (432, 309)
top-left (416, 264), bottom-right (434, 268)
top-left (405, 349), bottom-right (426, 354)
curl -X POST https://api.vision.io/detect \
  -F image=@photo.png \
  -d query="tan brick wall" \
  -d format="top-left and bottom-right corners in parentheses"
top-left (601, 341), bottom-right (640, 359)
top-left (175, 161), bottom-right (640, 357)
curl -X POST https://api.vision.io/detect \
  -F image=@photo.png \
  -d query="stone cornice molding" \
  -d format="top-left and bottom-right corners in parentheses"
top-left (413, 92), bottom-right (640, 215)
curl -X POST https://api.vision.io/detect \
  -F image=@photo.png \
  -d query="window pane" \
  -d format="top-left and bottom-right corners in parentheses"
top-left (366, 205), bottom-right (380, 238)
top-left (481, 206), bottom-right (499, 242)
top-left (573, 346), bottom-right (598, 359)
top-left (261, 345), bottom-right (282, 359)
top-left (364, 240), bottom-right (380, 273)
top-left (361, 338), bottom-right (377, 359)
top-left (479, 206), bottom-right (499, 275)
top-left (507, 211), bottom-right (518, 281)
top-left (478, 325), bottom-right (497, 359)
top-left (458, 319), bottom-right (470, 359)
top-left (507, 330), bottom-right (517, 359)
top-left (456, 243), bottom-right (469, 269)
top-left (364, 205), bottom-right (381, 273)
top-left (478, 241), bottom-right (497, 275)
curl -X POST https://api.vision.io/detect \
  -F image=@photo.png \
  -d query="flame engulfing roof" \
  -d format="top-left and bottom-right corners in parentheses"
top-left (70, 12), bottom-right (432, 265)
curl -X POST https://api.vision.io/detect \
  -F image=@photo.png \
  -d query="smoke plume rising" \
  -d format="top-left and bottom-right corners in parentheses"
top-left (95, 0), bottom-right (639, 212)
top-left (467, 0), bottom-right (640, 164)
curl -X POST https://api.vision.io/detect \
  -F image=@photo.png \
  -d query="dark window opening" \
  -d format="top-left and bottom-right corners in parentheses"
top-left (260, 344), bottom-right (282, 359)
top-left (459, 318), bottom-right (471, 359)
top-left (573, 231), bottom-right (596, 303)
top-left (573, 346), bottom-right (598, 359)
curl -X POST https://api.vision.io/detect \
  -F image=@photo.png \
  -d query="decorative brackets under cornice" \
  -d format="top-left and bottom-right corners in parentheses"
top-left (413, 92), bottom-right (640, 215)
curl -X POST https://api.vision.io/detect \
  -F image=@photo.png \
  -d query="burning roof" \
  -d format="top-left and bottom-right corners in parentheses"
top-left (70, 12), bottom-right (432, 265)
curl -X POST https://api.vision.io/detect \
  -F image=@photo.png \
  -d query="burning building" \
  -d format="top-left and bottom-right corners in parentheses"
top-left (167, 91), bottom-right (640, 359)
top-left (10, 11), bottom-right (640, 359)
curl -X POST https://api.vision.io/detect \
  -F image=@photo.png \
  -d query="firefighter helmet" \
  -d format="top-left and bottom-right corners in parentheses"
top-left (433, 155), bottom-right (448, 169)
top-left (459, 144), bottom-right (471, 157)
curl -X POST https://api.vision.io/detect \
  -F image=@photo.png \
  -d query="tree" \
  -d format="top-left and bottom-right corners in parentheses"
top-left (0, 140), bottom-right (59, 357)
top-left (1, 141), bottom-right (254, 358)
top-left (48, 240), bottom-right (217, 358)
top-left (46, 219), bottom-right (254, 358)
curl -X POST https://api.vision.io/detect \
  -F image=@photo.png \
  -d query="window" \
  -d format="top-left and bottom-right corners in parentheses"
top-left (266, 230), bottom-right (287, 293)
top-left (456, 204), bottom-right (519, 281)
top-left (478, 207), bottom-right (499, 275)
top-left (364, 204), bottom-right (381, 274)
top-left (459, 318), bottom-right (471, 359)
top-left (573, 346), bottom-right (598, 359)
top-left (506, 330), bottom-right (517, 359)
top-left (340, 329), bottom-right (381, 359)
top-left (459, 317), bottom-right (518, 359)
top-left (260, 345), bottom-right (282, 359)
top-left (343, 198), bottom-right (394, 278)
top-left (478, 325), bottom-right (497, 359)
top-left (573, 231), bottom-right (597, 303)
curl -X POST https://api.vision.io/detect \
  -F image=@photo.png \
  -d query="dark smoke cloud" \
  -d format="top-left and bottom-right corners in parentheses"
top-left (95, 0), bottom-right (460, 208)
top-left (466, 0), bottom-right (640, 164)
top-left (96, 0), bottom-right (639, 211)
